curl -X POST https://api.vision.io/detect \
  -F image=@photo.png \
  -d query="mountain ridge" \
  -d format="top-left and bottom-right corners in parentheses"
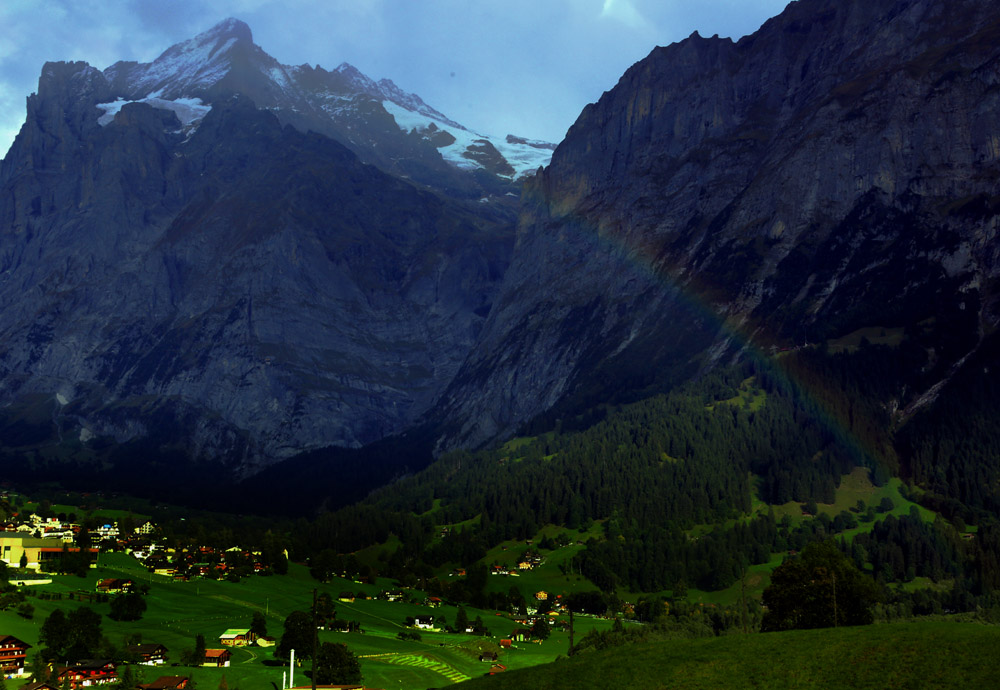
top-left (90, 18), bottom-right (551, 192)
top-left (2, 0), bottom-right (1000, 502)
top-left (0, 42), bottom-right (514, 475)
top-left (428, 0), bottom-right (1000, 450)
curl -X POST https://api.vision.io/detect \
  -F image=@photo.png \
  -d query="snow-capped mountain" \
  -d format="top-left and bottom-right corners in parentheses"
top-left (98, 18), bottom-right (553, 194)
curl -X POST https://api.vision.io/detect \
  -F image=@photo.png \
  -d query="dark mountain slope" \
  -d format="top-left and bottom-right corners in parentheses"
top-left (432, 0), bottom-right (1000, 450)
top-left (0, 61), bottom-right (510, 473)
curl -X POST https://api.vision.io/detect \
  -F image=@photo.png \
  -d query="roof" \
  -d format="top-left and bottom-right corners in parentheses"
top-left (204, 649), bottom-right (230, 658)
top-left (140, 676), bottom-right (189, 689)
top-left (128, 643), bottom-right (168, 654)
top-left (66, 659), bottom-right (116, 671)
top-left (0, 634), bottom-right (30, 647)
top-left (220, 628), bottom-right (250, 636)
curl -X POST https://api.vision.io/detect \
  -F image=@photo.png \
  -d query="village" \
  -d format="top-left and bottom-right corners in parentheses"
top-left (0, 490), bottom-right (608, 690)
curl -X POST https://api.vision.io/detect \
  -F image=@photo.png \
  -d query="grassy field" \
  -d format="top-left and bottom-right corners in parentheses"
top-left (0, 555), bottom-right (616, 689)
top-left (455, 621), bottom-right (1000, 689)
top-left (706, 376), bottom-right (767, 412)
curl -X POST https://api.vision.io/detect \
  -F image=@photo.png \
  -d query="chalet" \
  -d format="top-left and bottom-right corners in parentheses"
top-left (425, 596), bottom-right (443, 608)
top-left (413, 616), bottom-right (436, 630)
top-left (139, 677), bottom-right (189, 690)
top-left (96, 578), bottom-right (134, 594)
top-left (338, 591), bottom-right (355, 602)
top-left (0, 634), bottom-right (30, 676)
top-left (534, 590), bottom-right (548, 601)
top-left (219, 629), bottom-right (255, 647)
top-left (19, 682), bottom-right (59, 690)
top-left (383, 590), bottom-right (405, 602)
top-left (499, 639), bottom-right (512, 649)
top-left (256, 636), bottom-right (276, 648)
top-left (510, 628), bottom-right (533, 643)
top-left (126, 643), bottom-right (169, 665)
top-left (478, 651), bottom-right (498, 662)
top-left (54, 659), bottom-right (117, 688)
top-left (202, 649), bottom-right (231, 667)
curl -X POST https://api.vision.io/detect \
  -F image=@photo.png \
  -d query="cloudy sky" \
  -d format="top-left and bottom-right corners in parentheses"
top-left (0, 0), bottom-right (791, 158)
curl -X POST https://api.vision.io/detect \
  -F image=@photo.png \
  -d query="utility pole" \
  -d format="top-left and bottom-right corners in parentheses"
top-left (832, 571), bottom-right (838, 628)
top-left (568, 609), bottom-right (575, 656)
top-left (740, 564), bottom-right (749, 635)
top-left (311, 588), bottom-right (319, 690)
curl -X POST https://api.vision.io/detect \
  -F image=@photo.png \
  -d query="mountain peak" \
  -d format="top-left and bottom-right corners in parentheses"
top-left (203, 17), bottom-right (253, 44)
top-left (115, 17), bottom-right (262, 100)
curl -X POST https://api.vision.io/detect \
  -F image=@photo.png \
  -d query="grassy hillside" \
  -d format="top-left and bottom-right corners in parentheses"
top-left (456, 622), bottom-right (1000, 689)
top-left (0, 555), bottom-right (616, 690)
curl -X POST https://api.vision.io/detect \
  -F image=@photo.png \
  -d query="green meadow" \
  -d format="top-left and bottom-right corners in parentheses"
top-left (455, 621), bottom-right (1000, 690)
top-left (0, 555), bottom-right (616, 689)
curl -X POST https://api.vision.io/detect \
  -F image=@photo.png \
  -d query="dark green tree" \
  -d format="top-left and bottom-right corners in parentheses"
top-left (276, 610), bottom-right (314, 660)
top-left (109, 593), bottom-right (147, 621)
top-left (181, 634), bottom-right (207, 666)
top-left (761, 541), bottom-right (881, 631)
top-left (530, 618), bottom-right (550, 641)
top-left (114, 664), bottom-right (140, 690)
top-left (65, 606), bottom-right (103, 659)
top-left (454, 605), bottom-right (469, 632)
top-left (250, 611), bottom-right (268, 639)
top-left (40, 608), bottom-right (70, 658)
top-left (28, 651), bottom-right (52, 682)
top-left (313, 642), bottom-right (361, 686)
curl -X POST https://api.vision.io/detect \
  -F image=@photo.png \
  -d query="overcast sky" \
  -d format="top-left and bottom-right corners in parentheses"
top-left (0, 0), bottom-right (792, 159)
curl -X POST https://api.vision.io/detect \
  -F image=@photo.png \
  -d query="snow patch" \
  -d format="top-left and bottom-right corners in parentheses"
top-left (381, 100), bottom-right (552, 178)
top-left (97, 96), bottom-right (212, 129)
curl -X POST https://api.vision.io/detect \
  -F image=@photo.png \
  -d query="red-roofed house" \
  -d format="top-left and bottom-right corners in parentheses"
top-left (139, 676), bottom-right (189, 690)
top-left (96, 578), bottom-right (134, 594)
top-left (54, 659), bottom-right (117, 688)
top-left (0, 634), bottom-right (30, 676)
top-left (202, 649), bottom-right (231, 668)
top-left (126, 643), bottom-right (168, 665)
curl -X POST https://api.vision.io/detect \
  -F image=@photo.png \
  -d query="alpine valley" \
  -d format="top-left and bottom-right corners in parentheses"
top-left (3, 0), bottom-right (1000, 688)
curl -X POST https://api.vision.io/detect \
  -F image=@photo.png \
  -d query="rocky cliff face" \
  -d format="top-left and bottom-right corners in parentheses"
top-left (433, 0), bottom-right (1000, 448)
top-left (0, 57), bottom-right (511, 472)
